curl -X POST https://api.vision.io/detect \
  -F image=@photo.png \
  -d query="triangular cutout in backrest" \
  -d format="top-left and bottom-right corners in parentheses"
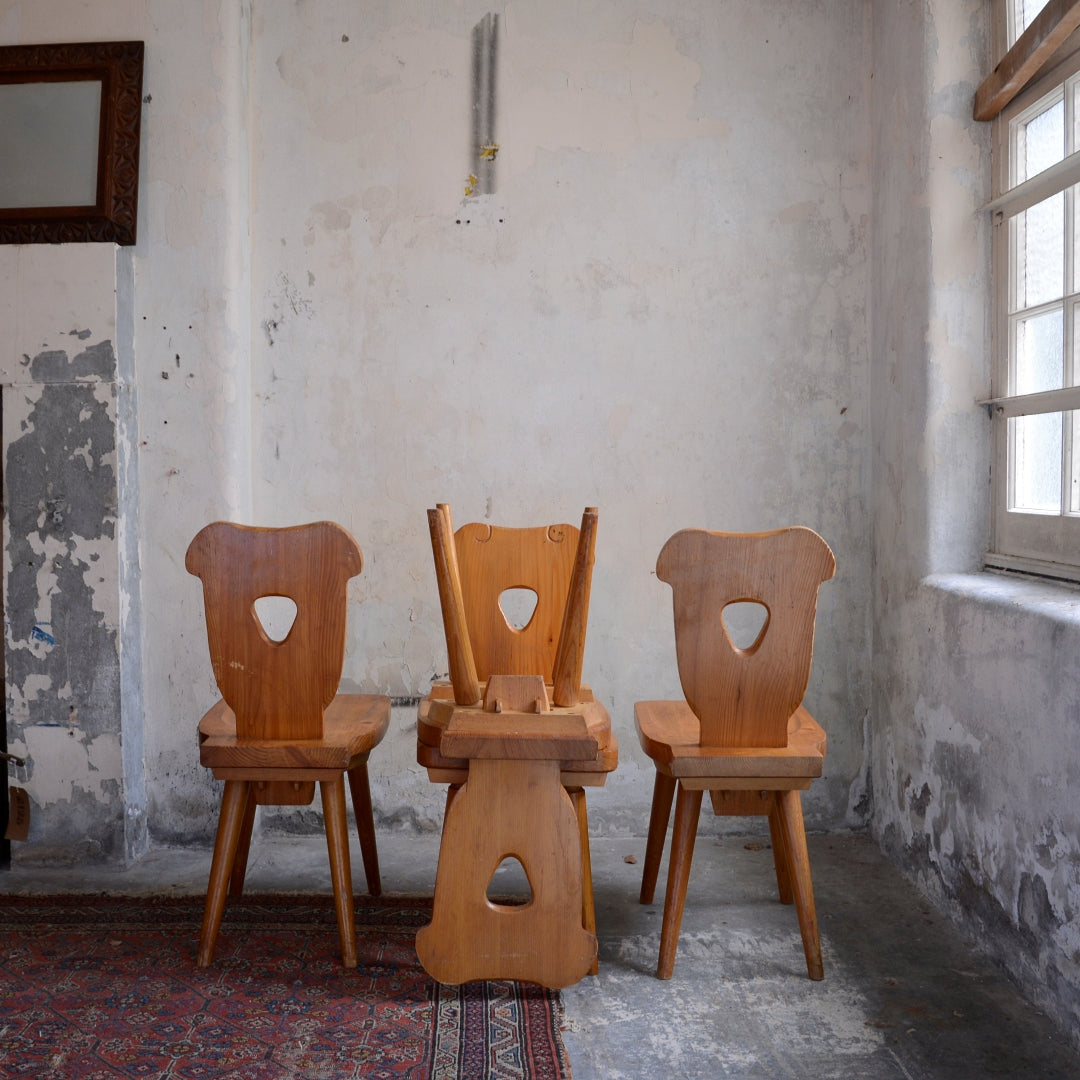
top-left (720, 600), bottom-right (769, 652)
top-left (253, 594), bottom-right (298, 643)
top-left (499, 587), bottom-right (539, 631)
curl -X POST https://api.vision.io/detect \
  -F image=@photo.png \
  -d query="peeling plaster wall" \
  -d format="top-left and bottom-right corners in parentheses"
top-left (871, 0), bottom-right (1080, 1045)
top-left (0, 244), bottom-right (135, 864)
top-left (5, 3), bottom-right (873, 854)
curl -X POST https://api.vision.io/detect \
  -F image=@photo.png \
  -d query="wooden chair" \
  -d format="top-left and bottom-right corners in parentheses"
top-left (635, 527), bottom-right (835, 980)
top-left (187, 521), bottom-right (390, 968)
top-left (415, 505), bottom-right (618, 987)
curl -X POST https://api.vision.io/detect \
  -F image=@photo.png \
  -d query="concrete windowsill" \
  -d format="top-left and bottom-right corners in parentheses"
top-left (922, 569), bottom-right (1080, 626)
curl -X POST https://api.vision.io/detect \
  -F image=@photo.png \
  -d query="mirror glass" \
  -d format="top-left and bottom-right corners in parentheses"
top-left (0, 80), bottom-right (102, 208)
top-left (0, 41), bottom-right (143, 244)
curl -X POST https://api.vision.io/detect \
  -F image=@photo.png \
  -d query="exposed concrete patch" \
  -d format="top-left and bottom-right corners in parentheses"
top-left (25, 340), bottom-right (117, 384)
top-left (5, 346), bottom-right (123, 864)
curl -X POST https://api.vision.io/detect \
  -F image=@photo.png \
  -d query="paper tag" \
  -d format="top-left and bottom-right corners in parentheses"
top-left (5, 787), bottom-right (30, 842)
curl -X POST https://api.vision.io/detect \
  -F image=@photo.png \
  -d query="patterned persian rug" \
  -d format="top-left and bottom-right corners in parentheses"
top-left (0, 895), bottom-right (571, 1079)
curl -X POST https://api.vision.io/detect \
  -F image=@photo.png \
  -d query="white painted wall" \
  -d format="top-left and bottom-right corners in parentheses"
top-left (2, 0), bottom-right (873, 845)
top-left (3, 1), bottom-right (872, 843)
top-left (244, 0), bottom-right (873, 834)
top-left (3, 7), bottom-right (874, 825)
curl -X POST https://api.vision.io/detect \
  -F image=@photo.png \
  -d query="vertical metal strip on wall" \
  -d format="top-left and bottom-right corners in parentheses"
top-left (471, 13), bottom-right (499, 195)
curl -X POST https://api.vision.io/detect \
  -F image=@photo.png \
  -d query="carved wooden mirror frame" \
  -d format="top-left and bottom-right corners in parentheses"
top-left (0, 41), bottom-right (143, 245)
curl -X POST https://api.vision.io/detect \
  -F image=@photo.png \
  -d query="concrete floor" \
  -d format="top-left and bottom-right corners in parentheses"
top-left (4, 828), bottom-right (1079, 1079)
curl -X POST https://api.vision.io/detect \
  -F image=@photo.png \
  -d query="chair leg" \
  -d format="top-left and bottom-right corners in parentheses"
top-left (776, 788), bottom-right (823, 980)
top-left (657, 784), bottom-right (703, 980)
top-left (442, 783), bottom-right (462, 838)
top-left (766, 795), bottom-right (794, 905)
top-left (569, 787), bottom-right (598, 976)
top-left (228, 786), bottom-right (257, 898)
top-left (640, 771), bottom-right (677, 905)
top-left (321, 775), bottom-right (358, 969)
top-left (198, 779), bottom-right (249, 967)
top-left (347, 760), bottom-right (381, 897)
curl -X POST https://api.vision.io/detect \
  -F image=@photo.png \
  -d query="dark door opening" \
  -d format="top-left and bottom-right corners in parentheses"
top-left (2, 392), bottom-right (8, 870)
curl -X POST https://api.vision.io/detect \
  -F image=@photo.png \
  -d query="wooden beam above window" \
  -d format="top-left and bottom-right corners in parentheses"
top-left (975, 0), bottom-right (1080, 121)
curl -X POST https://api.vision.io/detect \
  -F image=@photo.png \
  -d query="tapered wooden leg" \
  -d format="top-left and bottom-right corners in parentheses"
top-left (766, 795), bottom-right (794, 905)
top-left (640, 771), bottom-right (677, 905)
top-left (569, 787), bottom-right (598, 975)
top-left (347, 759), bottom-right (381, 897)
top-left (657, 784), bottom-right (703, 980)
top-left (321, 776), bottom-right (357, 969)
top-left (428, 505), bottom-right (481, 706)
top-left (439, 783), bottom-right (463, 845)
top-left (198, 779), bottom-right (249, 967)
top-left (228, 786), bottom-right (257, 898)
top-left (776, 789), bottom-right (823, 980)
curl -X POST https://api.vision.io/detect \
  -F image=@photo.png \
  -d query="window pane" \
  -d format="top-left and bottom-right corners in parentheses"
top-left (1015, 192), bottom-right (1064, 307)
top-left (1071, 301), bottom-right (1080, 387)
top-left (1017, 98), bottom-right (1064, 182)
top-left (1014, 0), bottom-right (1050, 43)
top-left (1010, 411), bottom-right (1062, 512)
top-left (1014, 307), bottom-right (1064, 393)
top-left (1073, 81), bottom-right (1080, 153)
top-left (1071, 411), bottom-right (1080, 513)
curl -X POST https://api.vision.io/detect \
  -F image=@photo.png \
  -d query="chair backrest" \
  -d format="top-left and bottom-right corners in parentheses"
top-left (656, 527), bottom-right (835, 749)
top-left (455, 521), bottom-right (579, 683)
top-left (186, 521), bottom-right (363, 741)
top-left (428, 505), bottom-right (598, 706)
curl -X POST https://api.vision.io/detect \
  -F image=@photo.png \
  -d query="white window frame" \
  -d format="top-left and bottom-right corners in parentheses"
top-left (985, 4), bottom-right (1080, 581)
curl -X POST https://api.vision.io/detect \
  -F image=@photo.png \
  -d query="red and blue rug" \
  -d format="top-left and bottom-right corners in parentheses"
top-left (0, 895), bottom-right (571, 1079)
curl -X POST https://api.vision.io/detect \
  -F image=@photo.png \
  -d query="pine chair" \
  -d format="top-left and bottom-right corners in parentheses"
top-left (187, 521), bottom-right (390, 968)
top-left (636, 527), bottom-right (835, 980)
top-left (415, 505), bottom-right (618, 987)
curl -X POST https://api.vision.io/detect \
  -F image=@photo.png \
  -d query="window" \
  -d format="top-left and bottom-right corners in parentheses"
top-left (986, 1), bottom-right (1080, 579)
top-left (1012, 0), bottom-right (1051, 40)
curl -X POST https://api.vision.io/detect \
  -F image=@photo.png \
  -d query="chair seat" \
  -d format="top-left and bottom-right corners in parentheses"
top-left (417, 682), bottom-right (618, 782)
top-left (200, 694), bottom-right (391, 775)
top-left (635, 701), bottom-right (825, 782)
top-left (418, 681), bottom-right (614, 746)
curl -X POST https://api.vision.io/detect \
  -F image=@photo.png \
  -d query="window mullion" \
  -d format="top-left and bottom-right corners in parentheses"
top-left (1065, 162), bottom-right (1075, 512)
top-left (1065, 69), bottom-right (1076, 517)
top-left (1009, 215), bottom-right (1021, 326)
